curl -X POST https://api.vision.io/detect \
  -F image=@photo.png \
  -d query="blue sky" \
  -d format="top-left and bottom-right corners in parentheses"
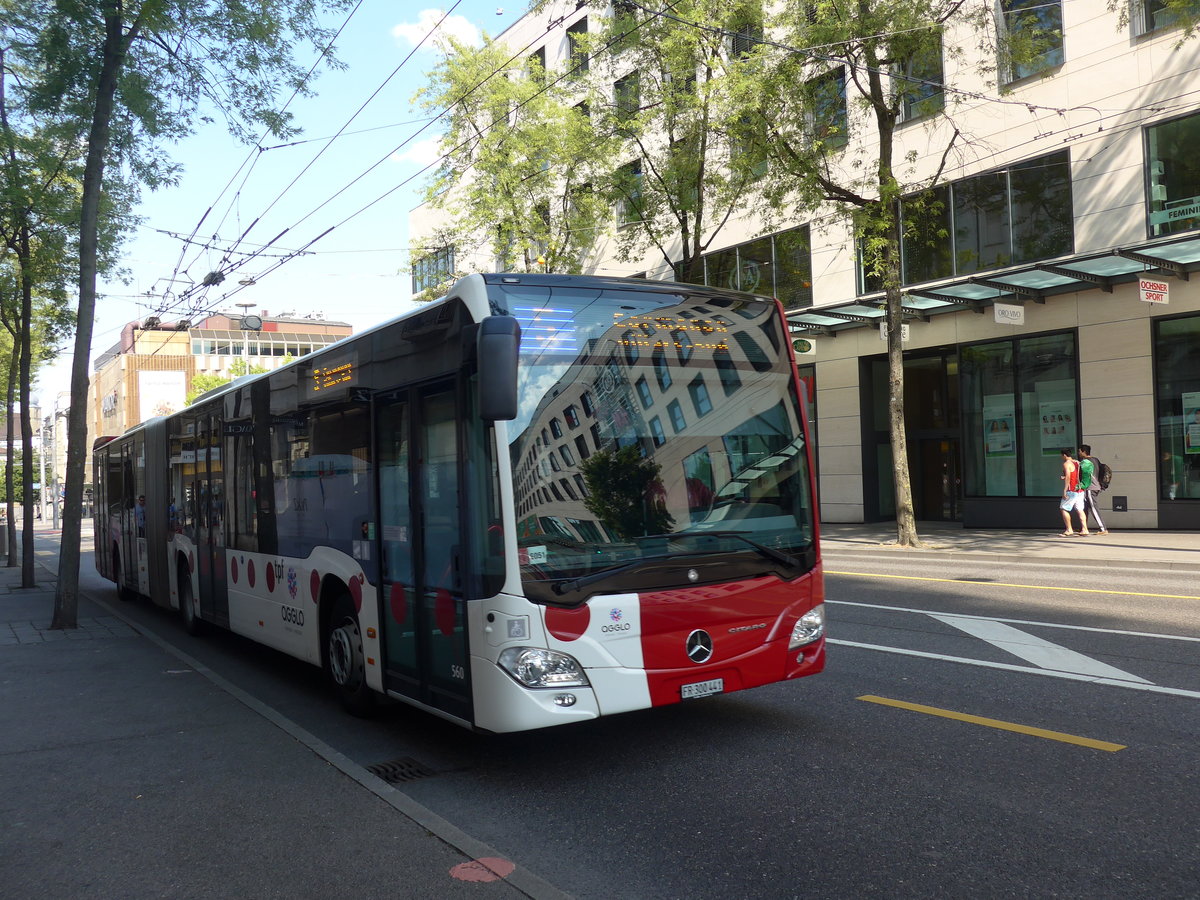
top-left (35, 1), bottom-right (519, 407)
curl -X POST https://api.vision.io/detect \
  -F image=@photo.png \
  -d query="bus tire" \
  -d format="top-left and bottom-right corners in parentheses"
top-left (326, 593), bottom-right (374, 717)
top-left (178, 569), bottom-right (204, 636)
top-left (113, 547), bottom-right (134, 602)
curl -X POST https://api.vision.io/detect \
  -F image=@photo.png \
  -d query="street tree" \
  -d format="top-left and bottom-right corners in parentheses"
top-left (736, 0), bottom-right (1015, 547)
top-left (0, 57), bottom-right (86, 582)
top-left (5, 0), bottom-right (353, 628)
top-left (565, 0), bottom-right (775, 281)
top-left (414, 33), bottom-right (614, 281)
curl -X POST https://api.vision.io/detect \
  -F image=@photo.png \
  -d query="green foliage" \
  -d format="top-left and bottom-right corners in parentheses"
top-left (579, 445), bottom-right (673, 540)
top-left (186, 357), bottom-right (271, 405)
top-left (415, 34), bottom-right (613, 275)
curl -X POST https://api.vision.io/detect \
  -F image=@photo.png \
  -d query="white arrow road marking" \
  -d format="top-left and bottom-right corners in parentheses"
top-left (931, 615), bottom-right (1152, 683)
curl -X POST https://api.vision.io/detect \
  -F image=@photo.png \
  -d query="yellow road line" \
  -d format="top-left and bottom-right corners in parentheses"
top-left (826, 569), bottom-right (1200, 601)
top-left (858, 695), bottom-right (1126, 752)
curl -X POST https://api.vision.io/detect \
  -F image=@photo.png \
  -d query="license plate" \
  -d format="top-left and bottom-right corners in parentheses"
top-left (681, 678), bottom-right (724, 700)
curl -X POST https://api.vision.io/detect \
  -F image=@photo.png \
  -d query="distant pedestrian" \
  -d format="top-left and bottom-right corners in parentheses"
top-left (1077, 444), bottom-right (1108, 535)
top-left (135, 494), bottom-right (146, 537)
top-left (1058, 448), bottom-right (1087, 536)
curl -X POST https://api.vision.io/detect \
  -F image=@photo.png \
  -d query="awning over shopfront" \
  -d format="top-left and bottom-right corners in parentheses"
top-left (787, 232), bottom-right (1200, 336)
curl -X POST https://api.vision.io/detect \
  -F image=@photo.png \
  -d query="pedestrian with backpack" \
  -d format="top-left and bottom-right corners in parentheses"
top-left (1058, 448), bottom-right (1087, 536)
top-left (1077, 444), bottom-right (1109, 535)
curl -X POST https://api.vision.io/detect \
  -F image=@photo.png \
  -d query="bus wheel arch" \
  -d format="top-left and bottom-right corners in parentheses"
top-left (320, 577), bottom-right (375, 717)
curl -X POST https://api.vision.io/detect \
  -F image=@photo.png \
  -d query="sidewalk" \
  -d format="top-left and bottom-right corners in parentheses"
top-left (0, 533), bottom-right (560, 899)
top-left (820, 520), bottom-right (1200, 571)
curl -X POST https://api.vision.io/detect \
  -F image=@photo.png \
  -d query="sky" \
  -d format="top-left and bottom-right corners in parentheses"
top-left (33, 1), bottom-right (522, 409)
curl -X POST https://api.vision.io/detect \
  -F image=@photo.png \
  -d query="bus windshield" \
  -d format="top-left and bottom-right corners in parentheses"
top-left (492, 279), bottom-right (814, 603)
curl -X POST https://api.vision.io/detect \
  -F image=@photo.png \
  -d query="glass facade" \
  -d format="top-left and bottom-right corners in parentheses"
top-left (1147, 111), bottom-right (1200, 238)
top-left (861, 151), bottom-right (1074, 293)
top-left (961, 331), bottom-right (1077, 498)
top-left (674, 225), bottom-right (813, 310)
top-left (1154, 313), bottom-right (1200, 500)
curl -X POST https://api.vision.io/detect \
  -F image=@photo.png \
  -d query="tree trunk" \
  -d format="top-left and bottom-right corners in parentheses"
top-left (5, 352), bottom-right (15, 567)
top-left (884, 218), bottom-right (920, 547)
top-left (19, 221), bottom-right (36, 587)
top-left (52, 7), bottom-right (131, 630)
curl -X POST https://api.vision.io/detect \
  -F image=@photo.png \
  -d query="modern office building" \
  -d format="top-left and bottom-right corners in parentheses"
top-left (410, 1), bottom-right (1200, 530)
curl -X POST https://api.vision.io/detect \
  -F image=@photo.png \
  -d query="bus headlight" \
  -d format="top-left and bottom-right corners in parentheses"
top-left (789, 604), bottom-right (825, 648)
top-left (498, 647), bottom-right (590, 689)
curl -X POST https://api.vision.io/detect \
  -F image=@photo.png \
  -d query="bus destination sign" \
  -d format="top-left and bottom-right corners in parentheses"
top-left (307, 352), bottom-right (358, 398)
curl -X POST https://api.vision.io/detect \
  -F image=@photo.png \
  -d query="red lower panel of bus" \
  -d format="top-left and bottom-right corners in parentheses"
top-left (638, 570), bottom-right (825, 707)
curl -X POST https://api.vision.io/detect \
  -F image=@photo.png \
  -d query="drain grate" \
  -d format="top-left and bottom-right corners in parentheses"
top-left (366, 757), bottom-right (437, 784)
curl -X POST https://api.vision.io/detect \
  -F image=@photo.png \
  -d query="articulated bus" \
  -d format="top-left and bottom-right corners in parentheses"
top-left (94, 274), bottom-right (825, 732)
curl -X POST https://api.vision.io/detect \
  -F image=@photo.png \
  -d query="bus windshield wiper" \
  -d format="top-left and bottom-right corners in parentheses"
top-left (672, 530), bottom-right (800, 569)
top-left (550, 556), bottom-right (666, 596)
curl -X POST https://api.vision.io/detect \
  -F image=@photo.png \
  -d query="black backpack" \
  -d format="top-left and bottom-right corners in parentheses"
top-left (1092, 458), bottom-right (1113, 491)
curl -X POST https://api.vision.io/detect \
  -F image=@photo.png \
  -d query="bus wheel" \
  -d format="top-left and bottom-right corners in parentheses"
top-left (113, 548), bottom-right (134, 602)
top-left (326, 594), bottom-right (374, 717)
top-left (178, 571), bottom-right (204, 636)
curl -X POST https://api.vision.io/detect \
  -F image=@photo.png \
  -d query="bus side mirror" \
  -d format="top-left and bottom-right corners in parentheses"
top-left (477, 315), bottom-right (521, 421)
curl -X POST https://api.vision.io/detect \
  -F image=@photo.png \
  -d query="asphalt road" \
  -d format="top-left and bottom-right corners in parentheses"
top-left (72, 544), bottom-right (1200, 899)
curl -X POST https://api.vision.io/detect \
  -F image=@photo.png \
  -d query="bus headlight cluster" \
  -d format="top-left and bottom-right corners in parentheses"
top-left (789, 604), bottom-right (825, 648)
top-left (498, 647), bottom-right (590, 689)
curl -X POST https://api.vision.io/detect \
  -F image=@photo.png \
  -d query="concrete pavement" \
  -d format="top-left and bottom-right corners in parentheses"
top-left (820, 520), bottom-right (1200, 571)
top-left (0, 526), bottom-right (562, 900)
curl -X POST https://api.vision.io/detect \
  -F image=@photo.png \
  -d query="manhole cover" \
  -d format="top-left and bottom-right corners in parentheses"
top-left (366, 757), bottom-right (436, 784)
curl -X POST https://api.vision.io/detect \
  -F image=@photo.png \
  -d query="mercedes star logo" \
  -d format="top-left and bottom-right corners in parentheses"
top-left (686, 629), bottom-right (713, 664)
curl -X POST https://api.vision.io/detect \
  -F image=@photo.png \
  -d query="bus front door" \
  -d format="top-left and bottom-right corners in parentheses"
top-left (376, 384), bottom-right (471, 721)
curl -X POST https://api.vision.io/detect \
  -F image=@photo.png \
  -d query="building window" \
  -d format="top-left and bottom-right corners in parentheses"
top-left (623, 330), bottom-right (640, 364)
top-left (649, 416), bottom-right (666, 447)
top-left (412, 247), bottom-right (454, 295)
top-left (1135, 0), bottom-right (1199, 35)
top-left (677, 225), bottom-right (812, 309)
top-left (550, 417), bottom-right (563, 439)
top-left (899, 30), bottom-right (944, 122)
top-left (960, 331), bottom-right (1077, 499)
top-left (868, 151), bottom-right (1073, 294)
top-left (667, 399), bottom-right (687, 433)
top-left (560, 445), bottom-right (575, 467)
top-left (614, 71), bottom-right (640, 123)
top-left (635, 376), bottom-right (654, 409)
top-left (616, 159), bottom-right (643, 226)
top-left (1155, 313), bottom-right (1200, 500)
top-left (672, 328), bottom-right (694, 364)
top-left (1147, 111), bottom-right (1200, 237)
top-left (527, 46), bottom-right (546, 84)
top-left (727, 8), bottom-right (762, 59)
top-left (807, 67), bottom-right (847, 148)
top-left (714, 346), bottom-right (742, 395)
top-left (567, 17), bottom-right (589, 76)
top-left (688, 375), bottom-right (712, 417)
top-left (653, 345), bottom-right (672, 389)
top-left (611, 0), bottom-right (639, 53)
top-left (1002, 0), bottom-right (1064, 82)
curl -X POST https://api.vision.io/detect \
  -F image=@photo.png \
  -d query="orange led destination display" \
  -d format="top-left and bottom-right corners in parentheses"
top-left (307, 353), bottom-right (358, 398)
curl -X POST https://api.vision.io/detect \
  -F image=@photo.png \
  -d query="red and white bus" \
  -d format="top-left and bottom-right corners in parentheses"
top-left (94, 274), bottom-right (825, 732)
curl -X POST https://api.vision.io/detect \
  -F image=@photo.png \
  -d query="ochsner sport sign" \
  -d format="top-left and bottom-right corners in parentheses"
top-left (1139, 277), bottom-right (1169, 305)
